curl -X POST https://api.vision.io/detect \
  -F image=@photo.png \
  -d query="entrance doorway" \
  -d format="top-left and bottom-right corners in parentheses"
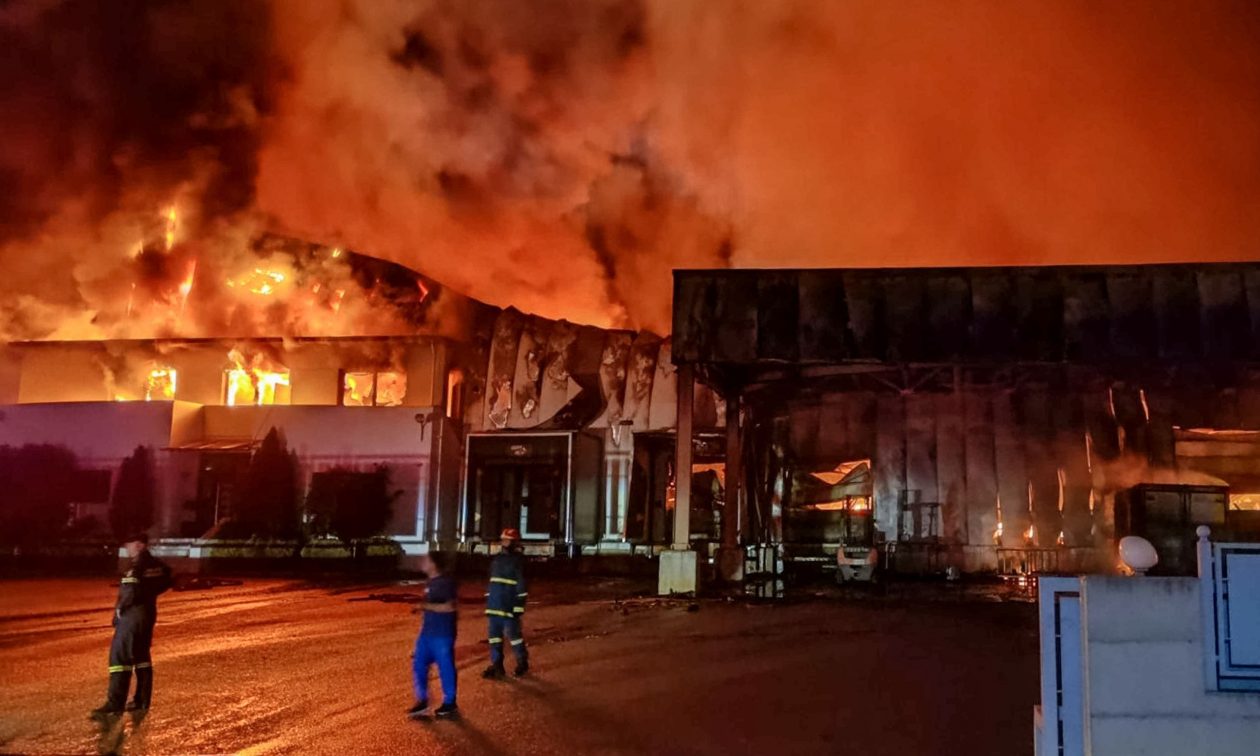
top-left (465, 435), bottom-right (570, 542)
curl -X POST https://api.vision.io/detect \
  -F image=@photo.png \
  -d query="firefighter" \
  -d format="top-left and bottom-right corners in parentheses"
top-left (90, 532), bottom-right (172, 721)
top-left (482, 527), bottom-right (529, 679)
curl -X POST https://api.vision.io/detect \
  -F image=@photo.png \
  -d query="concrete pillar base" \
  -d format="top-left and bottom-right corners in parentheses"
top-left (716, 546), bottom-right (744, 583)
top-left (658, 549), bottom-right (701, 595)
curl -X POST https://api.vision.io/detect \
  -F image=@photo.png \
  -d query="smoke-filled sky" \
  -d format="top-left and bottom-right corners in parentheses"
top-left (2, 0), bottom-right (1259, 339)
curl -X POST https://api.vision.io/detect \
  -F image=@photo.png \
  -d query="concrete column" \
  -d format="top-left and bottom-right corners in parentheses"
top-left (717, 394), bottom-right (744, 581)
top-left (660, 363), bottom-right (699, 594)
top-left (723, 396), bottom-right (742, 546)
top-left (672, 364), bottom-right (694, 549)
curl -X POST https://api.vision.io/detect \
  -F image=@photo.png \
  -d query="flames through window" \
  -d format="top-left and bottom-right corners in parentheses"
top-left (342, 371), bottom-right (406, 407)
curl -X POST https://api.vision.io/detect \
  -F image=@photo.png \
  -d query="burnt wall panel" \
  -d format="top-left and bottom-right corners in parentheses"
top-left (970, 272), bottom-right (1017, 360)
top-left (756, 273), bottom-right (800, 362)
top-left (1105, 271), bottom-right (1157, 359)
top-left (903, 393), bottom-right (938, 539)
top-left (712, 275), bottom-right (759, 364)
top-left (935, 390), bottom-right (968, 544)
top-left (1051, 391), bottom-right (1093, 546)
top-left (1019, 388), bottom-right (1061, 547)
top-left (1063, 272), bottom-right (1110, 362)
top-left (924, 274), bottom-right (972, 361)
top-left (873, 395), bottom-right (905, 539)
top-left (882, 275), bottom-right (926, 363)
top-left (1152, 269), bottom-right (1201, 359)
top-left (993, 391), bottom-right (1029, 548)
top-left (675, 264), bottom-right (1260, 367)
top-left (797, 271), bottom-right (850, 361)
top-left (842, 273), bottom-right (886, 360)
top-left (1198, 269), bottom-right (1250, 360)
top-left (963, 391), bottom-right (998, 548)
top-left (1245, 270), bottom-right (1260, 360)
top-left (1015, 272), bottom-right (1064, 362)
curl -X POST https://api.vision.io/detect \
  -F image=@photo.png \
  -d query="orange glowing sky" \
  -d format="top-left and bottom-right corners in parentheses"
top-left (2, 0), bottom-right (1259, 339)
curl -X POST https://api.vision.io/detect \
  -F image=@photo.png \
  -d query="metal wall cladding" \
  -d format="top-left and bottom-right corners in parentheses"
top-left (673, 263), bottom-right (1260, 366)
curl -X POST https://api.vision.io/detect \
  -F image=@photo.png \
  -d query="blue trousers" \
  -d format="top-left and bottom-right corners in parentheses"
top-left (487, 615), bottom-right (528, 666)
top-left (413, 633), bottom-right (457, 705)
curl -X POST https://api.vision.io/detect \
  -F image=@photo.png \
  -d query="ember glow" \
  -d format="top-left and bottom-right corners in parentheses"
top-left (3, 1), bottom-right (1260, 338)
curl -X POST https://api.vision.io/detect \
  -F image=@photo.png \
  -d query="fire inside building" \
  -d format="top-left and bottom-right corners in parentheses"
top-left (0, 237), bottom-right (726, 566)
top-left (663, 263), bottom-right (1260, 592)
top-left (4, 251), bottom-right (1260, 594)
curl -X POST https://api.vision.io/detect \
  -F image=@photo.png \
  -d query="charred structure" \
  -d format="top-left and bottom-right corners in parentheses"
top-left (671, 263), bottom-right (1260, 582)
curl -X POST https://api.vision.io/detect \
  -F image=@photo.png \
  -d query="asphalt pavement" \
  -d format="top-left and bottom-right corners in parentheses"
top-left (0, 575), bottom-right (1038, 755)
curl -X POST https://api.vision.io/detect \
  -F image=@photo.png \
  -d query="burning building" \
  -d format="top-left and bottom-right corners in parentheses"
top-left (668, 263), bottom-right (1260, 588)
top-left (0, 225), bottom-right (730, 561)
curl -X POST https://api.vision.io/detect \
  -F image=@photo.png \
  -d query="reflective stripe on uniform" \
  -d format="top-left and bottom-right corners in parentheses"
top-left (485, 609), bottom-right (513, 618)
top-left (121, 577), bottom-right (139, 584)
top-left (517, 592), bottom-right (527, 597)
top-left (490, 577), bottom-right (518, 585)
top-left (134, 662), bottom-right (152, 669)
top-left (108, 665), bottom-right (130, 673)
top-left (510, 639), bottom-right (524, 646)
top-left (143, 568), bottom-right (164, 577)
top-left (513, 607), bottom-right (525, 613)
top-left (488, 638), bottom-right (503, 644)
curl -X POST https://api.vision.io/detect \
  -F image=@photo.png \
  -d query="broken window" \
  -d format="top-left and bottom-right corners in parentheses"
top-left (224, 368), bottom-right (291, 406)
top-left (341, 371), bottom-right (406, 407)
top-left (1230, 492), bottom-right (1260, 511)
top-left (144, 368), bottom-right (176, 401)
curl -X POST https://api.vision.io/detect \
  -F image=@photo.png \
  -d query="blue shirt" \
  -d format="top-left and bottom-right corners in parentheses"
top-left (421, 574), bottom-right (457, 638)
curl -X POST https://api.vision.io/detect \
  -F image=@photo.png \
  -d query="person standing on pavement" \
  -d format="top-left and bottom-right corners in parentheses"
top-left (408, 551), bottom-right (459, 719)
top-left (483, 527), bottom-right (529, 679)
top-left (90, 532), bottom-right (172, 722)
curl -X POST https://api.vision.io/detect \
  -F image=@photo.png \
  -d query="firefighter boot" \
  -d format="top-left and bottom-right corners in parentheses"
top-left (481, 663), bottom-right (505, 679)
top-left (513, 660), bottom-right (529, 678)
top-left (129, 666), bottom-right (153, 711)
top-left (91, 669), bottom-right (131, 720)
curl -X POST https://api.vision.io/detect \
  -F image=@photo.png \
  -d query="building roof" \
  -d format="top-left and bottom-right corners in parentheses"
top-left (672, 262), bottom-right (1260, 367)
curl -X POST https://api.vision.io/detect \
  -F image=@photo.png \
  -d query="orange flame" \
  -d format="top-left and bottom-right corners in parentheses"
top-left (144, 368), bottom-right (176, 401)
top-left (225, 348), bottom-right (290, 406)
top-left (164, 206), bottom-right (178, 251)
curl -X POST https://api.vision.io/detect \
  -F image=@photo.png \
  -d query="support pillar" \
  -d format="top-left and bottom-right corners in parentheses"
top-left (716, 393), bottom-right (744, 582)
top-left (660, 364), bottom-right (700, 594)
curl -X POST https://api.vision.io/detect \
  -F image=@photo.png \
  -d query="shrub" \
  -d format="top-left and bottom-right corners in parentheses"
top-left (235, 428), bottom-right (299, 539)
top-left (109, 446), bottom-right (154, 539)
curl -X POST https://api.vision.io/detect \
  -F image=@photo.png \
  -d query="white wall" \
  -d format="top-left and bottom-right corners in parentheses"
top-left (0, 401), bottom-right (174, 464)
top-left (1039, 575), bottom-right (1260, 755)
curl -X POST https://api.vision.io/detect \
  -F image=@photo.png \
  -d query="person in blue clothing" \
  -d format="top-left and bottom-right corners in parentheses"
top-left (482, 528), bottom-right (529, 679)
top-left (408, 551), bottom-right (459, 719)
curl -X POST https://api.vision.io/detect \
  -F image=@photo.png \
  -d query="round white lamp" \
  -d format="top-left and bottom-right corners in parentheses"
top-left (1118, 536), bottom-right (1159, 576)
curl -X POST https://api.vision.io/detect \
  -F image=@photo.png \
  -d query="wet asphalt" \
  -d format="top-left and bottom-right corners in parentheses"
top-left (0, 576), bottom-right (1038, 755)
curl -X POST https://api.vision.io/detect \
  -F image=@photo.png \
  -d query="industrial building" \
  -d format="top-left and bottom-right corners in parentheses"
top-left (661, 263), bottom-right (1260, 592)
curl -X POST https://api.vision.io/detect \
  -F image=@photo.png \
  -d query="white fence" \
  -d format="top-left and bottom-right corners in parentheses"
top-left (1035, 530), bottom-right (1260, 756)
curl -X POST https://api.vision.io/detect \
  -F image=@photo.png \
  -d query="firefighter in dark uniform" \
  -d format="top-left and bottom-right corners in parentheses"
top-left (482, 528), bottom-right (529, 678)
top-left (90, 532), bottom-right (172, 721)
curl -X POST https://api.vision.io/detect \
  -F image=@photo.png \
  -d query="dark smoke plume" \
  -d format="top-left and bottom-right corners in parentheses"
top-left (3, 0), bottom-right (1260, 341)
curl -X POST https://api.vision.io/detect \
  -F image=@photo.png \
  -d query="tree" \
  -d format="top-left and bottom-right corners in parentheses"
top-left (236, 428), bottom-right (299, 539)
top-left (109, 446), bottom-right (154, 539)
top-left (0, 444), bottom-right (80, 547)
top-left (304, 466), bottom-right (398, 541)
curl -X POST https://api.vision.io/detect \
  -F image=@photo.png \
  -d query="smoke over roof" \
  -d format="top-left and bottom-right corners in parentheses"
top-left (3, 0), bottom-right (1260, 341)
